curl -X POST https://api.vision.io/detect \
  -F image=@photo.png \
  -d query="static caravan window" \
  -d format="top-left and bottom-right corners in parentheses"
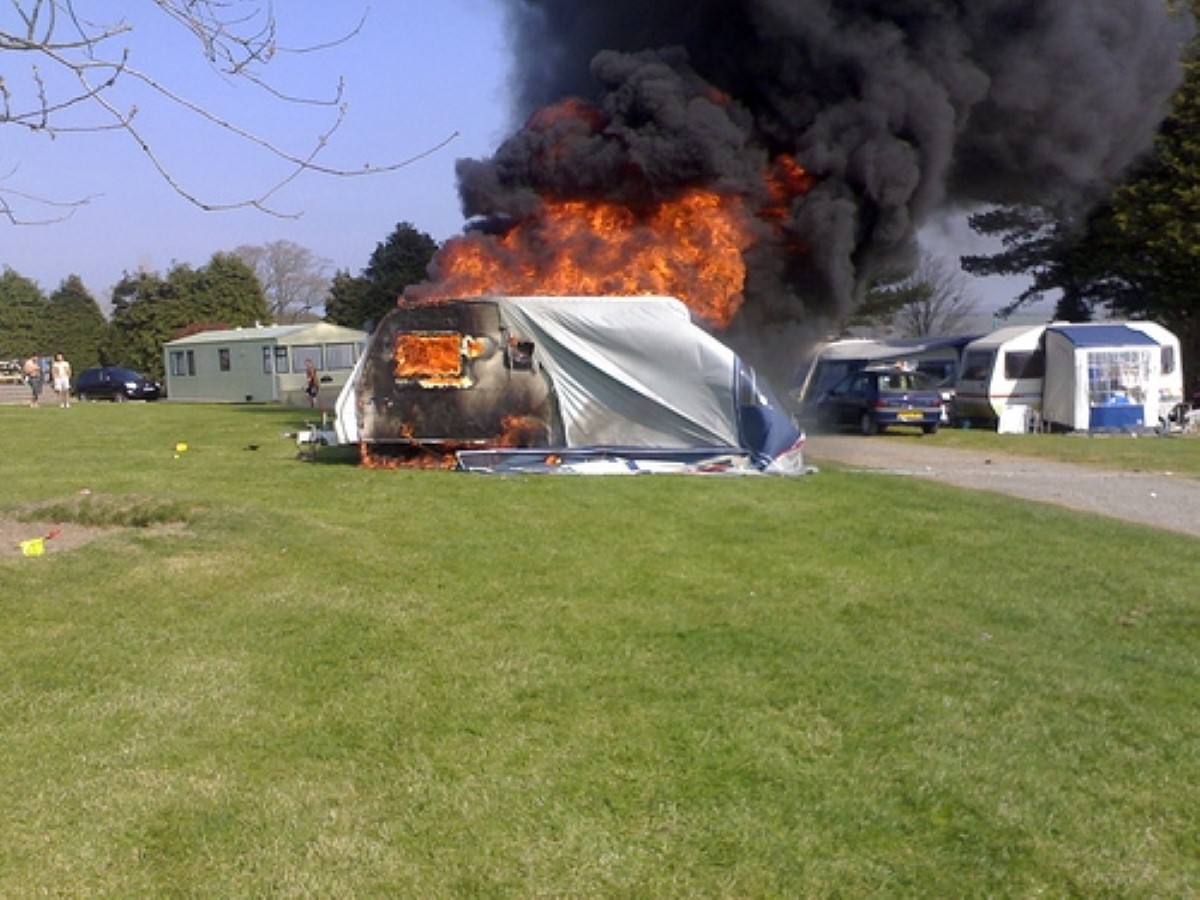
top-left (274, 346), bottom-right (289, 373)
top-left (291, 345), bottom-right (322, 372)
top-left (218, 348), bottom-right (231, 372)
top-left (170, 350), bottom-right (196, 377)
top-left (1004, 349), bottom-right (1044, 380)
top-left (324, 342), bottom-right (357, 370)
top-left (262, 347), bottom-right (273, 374)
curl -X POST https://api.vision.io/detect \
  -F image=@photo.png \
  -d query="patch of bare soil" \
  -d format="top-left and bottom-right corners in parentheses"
top-left (0, 519), bottom-right (116, 560)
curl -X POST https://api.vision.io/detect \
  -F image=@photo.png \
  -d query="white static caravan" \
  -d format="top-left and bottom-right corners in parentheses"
top-left (1042, 323), bottom-right (1181, 432)
top-left (952, 325), bottom-right (1047, 429)
top-left (163, 323), bottom-right (367, 406)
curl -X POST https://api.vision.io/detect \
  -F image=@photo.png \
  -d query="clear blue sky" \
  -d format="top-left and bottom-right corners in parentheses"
top-left (4, 0), bottom-right (512, 302)
top-left (3, 0), bottom-right (1038, 320)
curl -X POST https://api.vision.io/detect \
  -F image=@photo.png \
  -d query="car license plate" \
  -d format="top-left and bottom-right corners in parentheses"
top-left (898, 410), bottom-right (923, 422)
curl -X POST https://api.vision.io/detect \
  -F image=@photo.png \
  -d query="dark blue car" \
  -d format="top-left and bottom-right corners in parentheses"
top-left (75, 366), bottom-right (162, 402)
top-left (816, 365), bottom-right (943, 435)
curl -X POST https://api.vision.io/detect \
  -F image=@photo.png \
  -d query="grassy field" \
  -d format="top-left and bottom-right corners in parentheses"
top-left (928, 427), bottom-right (1200, 478)
top-left (2, 403), bottom-right (1198, 895)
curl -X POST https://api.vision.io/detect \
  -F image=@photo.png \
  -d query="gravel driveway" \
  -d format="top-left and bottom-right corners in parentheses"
top-left (805, 435), bottom-right (1200, 539)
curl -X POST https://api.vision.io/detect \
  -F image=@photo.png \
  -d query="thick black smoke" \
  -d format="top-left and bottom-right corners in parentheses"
top-left (455, 0), bottom-right (1192, 352)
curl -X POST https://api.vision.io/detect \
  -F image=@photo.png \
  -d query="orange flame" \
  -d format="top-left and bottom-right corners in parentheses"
top-left (410, 188), bottom-right (760, 328)
top-left (359, 442), bottom-right (458, 470)
top-left (497, 415), bottom-right (549, 448)
top-left (763, 154), bottom-right (815, 223)
top-left (407, 91), bottom-right (813, 330)
top-left (394, 333), bottom-right (462, 379)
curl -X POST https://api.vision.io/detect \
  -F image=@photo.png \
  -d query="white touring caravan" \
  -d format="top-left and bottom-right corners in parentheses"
top-left (952, 325), bottom-right (1047, 429)
top-left (953, 320), bottom-right (1186, 432)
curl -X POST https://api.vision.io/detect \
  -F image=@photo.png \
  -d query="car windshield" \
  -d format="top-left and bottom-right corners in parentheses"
top-left (110, 368), bottom-right (140, 380)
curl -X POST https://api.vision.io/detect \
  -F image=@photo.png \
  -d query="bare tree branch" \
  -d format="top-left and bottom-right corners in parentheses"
top-left (0, 168), bottom-right (98, 224)
top-left (234, 239), bottom-right (332, 322)
top-left (0, 1), bottom-right (457, 220)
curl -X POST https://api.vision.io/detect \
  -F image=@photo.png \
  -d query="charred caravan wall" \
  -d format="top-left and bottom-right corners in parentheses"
top-left (356, 301), bottom-right (561, 447)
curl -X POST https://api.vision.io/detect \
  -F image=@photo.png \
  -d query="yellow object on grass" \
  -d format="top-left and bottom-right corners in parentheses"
top-left (20, 538), bottom-right (45, 557)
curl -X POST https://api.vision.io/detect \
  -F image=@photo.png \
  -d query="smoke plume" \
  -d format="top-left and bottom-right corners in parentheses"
top-left (450, 0), bottom-right (1192, 359)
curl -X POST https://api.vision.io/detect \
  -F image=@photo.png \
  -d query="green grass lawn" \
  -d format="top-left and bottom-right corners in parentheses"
top-left (928, 427), bottom-right (1200, 478)
top-left (2, 403), bottom-right (1198, 895)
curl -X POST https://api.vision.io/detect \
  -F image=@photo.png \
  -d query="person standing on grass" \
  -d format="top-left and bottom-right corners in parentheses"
top-left (304, 358), bottom-right (319, 408)
top-left (22, 354), bottom-right (43, 408)
top-left (51, 353), bottom-right (72, 407)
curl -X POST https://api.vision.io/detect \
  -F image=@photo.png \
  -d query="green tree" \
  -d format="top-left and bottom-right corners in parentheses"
top-left (0, 268), bottom-right (49, 358)
top-left (324, 271), bottom-right (373, 330)
top-left (171, 253), bottom-right (270, 328)
top-left (47, 276), bottom-right (108, 371)
top-left (107, 271), bottom-right (180, 379)
top-left (108, 254), bottom-right (269, 380)
top-left (1079, 56), bottom-right (1200, 381)
top-left (965, 36), bottom-right (1200, 380)
top-left (961, 205), bottom-right (1091, 317)
top-left (325, 222), bottom-right (437, 330)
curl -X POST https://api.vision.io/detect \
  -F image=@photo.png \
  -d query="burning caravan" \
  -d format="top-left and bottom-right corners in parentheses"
top-left (334, 295), bottom-right (805, 472)
top-left (1041, 322), bottom-right (1184, 432)
top-left (951, 325), bottom-right (1048, 429)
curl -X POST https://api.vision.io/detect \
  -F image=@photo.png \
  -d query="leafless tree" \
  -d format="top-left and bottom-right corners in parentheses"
top-left (234, 240), bottom-right (331, 323)
top-left (1, 1), bottom-right (456, 224)
top-left (862, 249), bottom-right (980, 337)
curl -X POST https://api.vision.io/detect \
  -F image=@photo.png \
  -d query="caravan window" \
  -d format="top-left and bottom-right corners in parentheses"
top-left (1087, 350), bottom-right (1151, 406)
top-left (291, 345), bottom-right (322, 371)
top-left (1161, 344), bottom-right (1176, 375)
top-left (1004, 349), bottom-right (1044, 380)
top-left (960, 351), bottom-right (993, 381)
top-left (325, 342), bottom-right (357, 370)
top-left (170, 350), bottom-right (195, 377)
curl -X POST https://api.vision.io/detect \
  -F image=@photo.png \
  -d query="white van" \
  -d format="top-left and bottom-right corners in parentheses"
top-left (952, 325), bottom-right (1047, 428)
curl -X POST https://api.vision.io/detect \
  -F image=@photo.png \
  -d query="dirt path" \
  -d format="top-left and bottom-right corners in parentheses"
top-left (805, 435), bottom-right (1200, 540)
